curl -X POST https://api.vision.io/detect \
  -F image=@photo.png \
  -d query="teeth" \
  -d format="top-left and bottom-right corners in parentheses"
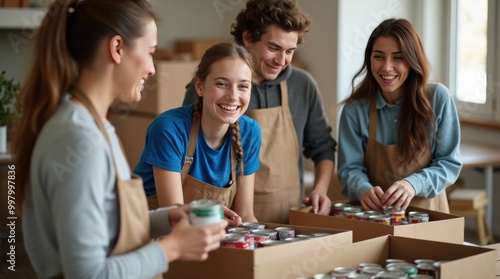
top-left (140, 79), bottom-right (145, 85)
top-left (382, 75), bottom-right (396, 80)
top-left (220, 105), bottom-right (237, 111)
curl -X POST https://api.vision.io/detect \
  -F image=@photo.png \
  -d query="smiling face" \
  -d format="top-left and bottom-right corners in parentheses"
top-left (370, 35), bottom-right (410, 104)
top-left (243, 24), bottom-right (298, 83)
top-left (115, 19), bottom-right (157, 103)
top-left (195, 57), bottom-right (252, 127)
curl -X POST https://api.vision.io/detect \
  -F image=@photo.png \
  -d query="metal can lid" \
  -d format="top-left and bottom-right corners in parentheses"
top-left (333, 267), bottom-right (357, 274)
top-left (241, 222), bottom-right (266, 229)
top-left (375, 270), bottom-right (407, 279)
top-left (222, 233), bottom-right (246, 242)
top-left (261, 240), bottom-right (285, 247)
top-left (414, 259), bottom-right (435, 266)
top-left (275, 226), bottom-right (294, 232)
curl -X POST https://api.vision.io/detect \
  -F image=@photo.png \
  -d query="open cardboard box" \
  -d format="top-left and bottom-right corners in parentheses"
top-left (290, 205), bottom-right (464, 243)
top-left (306, 235), bottom-right (496, 279)
top-left (164, 223), bottom-right (352, 279)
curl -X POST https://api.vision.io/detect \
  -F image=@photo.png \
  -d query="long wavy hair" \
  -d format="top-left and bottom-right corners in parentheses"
top-left (344, 18), bottom-right (435, 166)
top-left (13, 0), bottom-right (155, 208)
top-left (231, 0), bottom-right (311, 45)
top-left (192, 42), bottom-right (255, 183)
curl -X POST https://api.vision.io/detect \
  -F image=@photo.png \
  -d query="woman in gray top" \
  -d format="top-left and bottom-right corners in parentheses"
top-left (13, 0), bottom-right (227, 278)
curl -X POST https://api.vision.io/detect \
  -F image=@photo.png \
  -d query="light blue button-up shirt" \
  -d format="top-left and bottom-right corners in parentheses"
top-left (338, 83), bottom-right (462, 201)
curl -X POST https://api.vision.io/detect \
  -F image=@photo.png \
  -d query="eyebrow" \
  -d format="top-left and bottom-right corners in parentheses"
top-left (214, 77), bottom-right (251, 83)
top-left (267, 41), bottom-right (297, 51)
top-left (372, 50), bottom-right (402, 55)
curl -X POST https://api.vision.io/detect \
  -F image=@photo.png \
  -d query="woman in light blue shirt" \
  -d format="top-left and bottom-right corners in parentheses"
top-left (338, 18), bottom-right (462, 213)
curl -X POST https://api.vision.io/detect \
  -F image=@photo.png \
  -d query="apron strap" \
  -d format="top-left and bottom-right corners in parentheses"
top-left (280, 80), bottom-right (288, 107)
top-left (368, 93), bottom-right (377, 141)
top-left (72, 90), bottom-right (123, 179)
top-left (181, 118), bottom-right (199, 183)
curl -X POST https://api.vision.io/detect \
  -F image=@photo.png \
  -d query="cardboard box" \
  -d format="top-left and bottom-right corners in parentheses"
top-left (164, 223), bottom-right (352, 279)
top-left (484, 243), bottom-right (500, 277)
top-left (303, 235), bottom-right (495, 279)
top-left (175, 39), bottom-right (231, 60)
top-left (290, 206), bottom-right (464, 243)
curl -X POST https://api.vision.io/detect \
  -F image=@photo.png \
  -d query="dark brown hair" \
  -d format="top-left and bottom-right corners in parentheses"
top-left (231, 0), bottom-right (311, 45)
top-left (14, 0), bottom-right (155, 207)
top-left (344, 18), bottom-right (434, 166)
top-left (192, 42), bottom-right (255, 182)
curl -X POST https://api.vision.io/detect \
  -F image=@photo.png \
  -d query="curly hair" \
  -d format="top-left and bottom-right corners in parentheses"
top-left (231, 0), bottom-right (311, 45)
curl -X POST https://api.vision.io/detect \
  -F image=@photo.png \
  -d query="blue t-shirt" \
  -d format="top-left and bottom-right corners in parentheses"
top-left (135, 105), bottom-right (261, 196)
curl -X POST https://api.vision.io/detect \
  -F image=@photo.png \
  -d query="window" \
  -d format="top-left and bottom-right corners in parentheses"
top-left (450, 0), bottom-right (499, 121)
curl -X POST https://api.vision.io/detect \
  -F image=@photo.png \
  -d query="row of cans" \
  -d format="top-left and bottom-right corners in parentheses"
top-left (221, 223), bottom-right (331, 249)
top-left (298, 258), bottom-right (446, 279)
top-left (332, 203), bottom-right (430, 226)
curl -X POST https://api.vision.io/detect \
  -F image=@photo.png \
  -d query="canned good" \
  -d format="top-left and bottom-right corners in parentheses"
top-left (370, 215), bottom-right (391, 225)
top-left (386, 263), bottom-right (417, 275)
top-left (416, 263), bottom-right (435, 277)
top-left (361, 266), bottom-right (385, 275)
top-left (408, 212), bottom-right (429, 223)
top-left (189, 199), bottom-right (223, 227)
top-left (385, 259), bottom-right (407, 266)
top-left (241, 222), bottom-right (266, 231)
top-left (309, 232), bottom-right (332, 238)
top-left (432, 260), bottom-right (447, 278)
top-left (414, 259), bottom-right (435, 266)
top-left (253, 229), bottom-right (278, 240)
top-left (220, 233), bottom-right (253, 249)
top-left (283, 237), bottom-right (303, 242)
top-left (344, 206), bottom-right (364, 219)
top-left (275, 227), bottom-right (295, 240)
top-left (375, 270), bottom-right (407, 279)
top-left (347, 273), bottom-right (373, 279)
top-left (247, 233), bottom-right (271, 248)
top-left (296, 234), bottom-right (312, 239)
top-left (261, 240), bottom-right (285, 247)
top-left (333, 202), bottom-right (350, 217)
top-left (355, 212), bottom-right (372, 221)
top-left (227, 227), bottom-right (251, 235)
top-left (386, 207), bottom-right (405, 225)
top-left (333, 267), bottom-right (357, 275)
top-left (358, 262), bottom-right (382, 270)
top-left (313, 273), bottom-right (334, 279)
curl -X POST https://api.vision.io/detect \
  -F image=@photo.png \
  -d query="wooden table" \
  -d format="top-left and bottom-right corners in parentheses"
top-left (460, 141), bottom-right (500, 228)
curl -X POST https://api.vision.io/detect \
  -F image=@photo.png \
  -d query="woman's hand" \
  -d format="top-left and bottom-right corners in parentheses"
top-left (222, 205), bottom-right (242, 227)
top-left (159, 212), bottom-right (228, 262)
top-left (380, 180), bottom-right (416, 211)
top-left (302, 189), bottom-right (331, 215)
top-left (360, 186), bottom-right (385, 211)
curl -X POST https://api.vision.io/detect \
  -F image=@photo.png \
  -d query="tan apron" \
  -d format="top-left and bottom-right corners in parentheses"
top-left (365, 94), bottom-right (449, 213)
top-left (71, 91), bottom-right (161, 279)
top-left (147, 118), bottom-right (237, 210)
top-left (245, 81), bottom-right (301, 223)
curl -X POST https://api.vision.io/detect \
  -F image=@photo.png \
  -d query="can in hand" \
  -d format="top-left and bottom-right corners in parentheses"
top-left (189, 199), bottom-right (224, 227)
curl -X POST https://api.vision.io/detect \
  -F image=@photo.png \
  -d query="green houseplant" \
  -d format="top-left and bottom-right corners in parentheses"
top-left (0, 70), bottom-right (21, 153)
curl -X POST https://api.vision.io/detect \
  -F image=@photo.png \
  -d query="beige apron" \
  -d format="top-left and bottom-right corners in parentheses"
top-left (245, 81), bottom-right (301, 223)
top-left (71, 91), bottom-right (161, 279)
top-left (365, 94), bottom-right (449, 213)
top-left (147, 118), bottom-right (237, 210)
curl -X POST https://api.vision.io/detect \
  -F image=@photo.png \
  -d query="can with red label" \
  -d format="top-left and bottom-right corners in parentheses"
top-left (242, 222), bottom-right (265, 231)
top-left (344, 206), bottom-right (364, 219)
top-left (384, 206), bottom-right (405, 225)
top-left (252, 229), bottom-right (278, 240)
top-left (332, 202), bottom-right (350, 217)
top-left (408, 211), bottom-right (430, 223)
top-left (247, 233), bottom-right (271, 248)
top-left (275, 227), bottom-right (295, 240)
top-left (221, 233), bottom-right (252, 249)
top-left (227, 227), bottom-right (252, 235)
top-left (416, 263), bottom-right (435, 277)
top-left (369, 215), bottom-right (391, 225)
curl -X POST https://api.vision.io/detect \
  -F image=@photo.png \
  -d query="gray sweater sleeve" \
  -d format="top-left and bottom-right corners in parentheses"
top-left (24, 104), bottom-right (169, 279)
